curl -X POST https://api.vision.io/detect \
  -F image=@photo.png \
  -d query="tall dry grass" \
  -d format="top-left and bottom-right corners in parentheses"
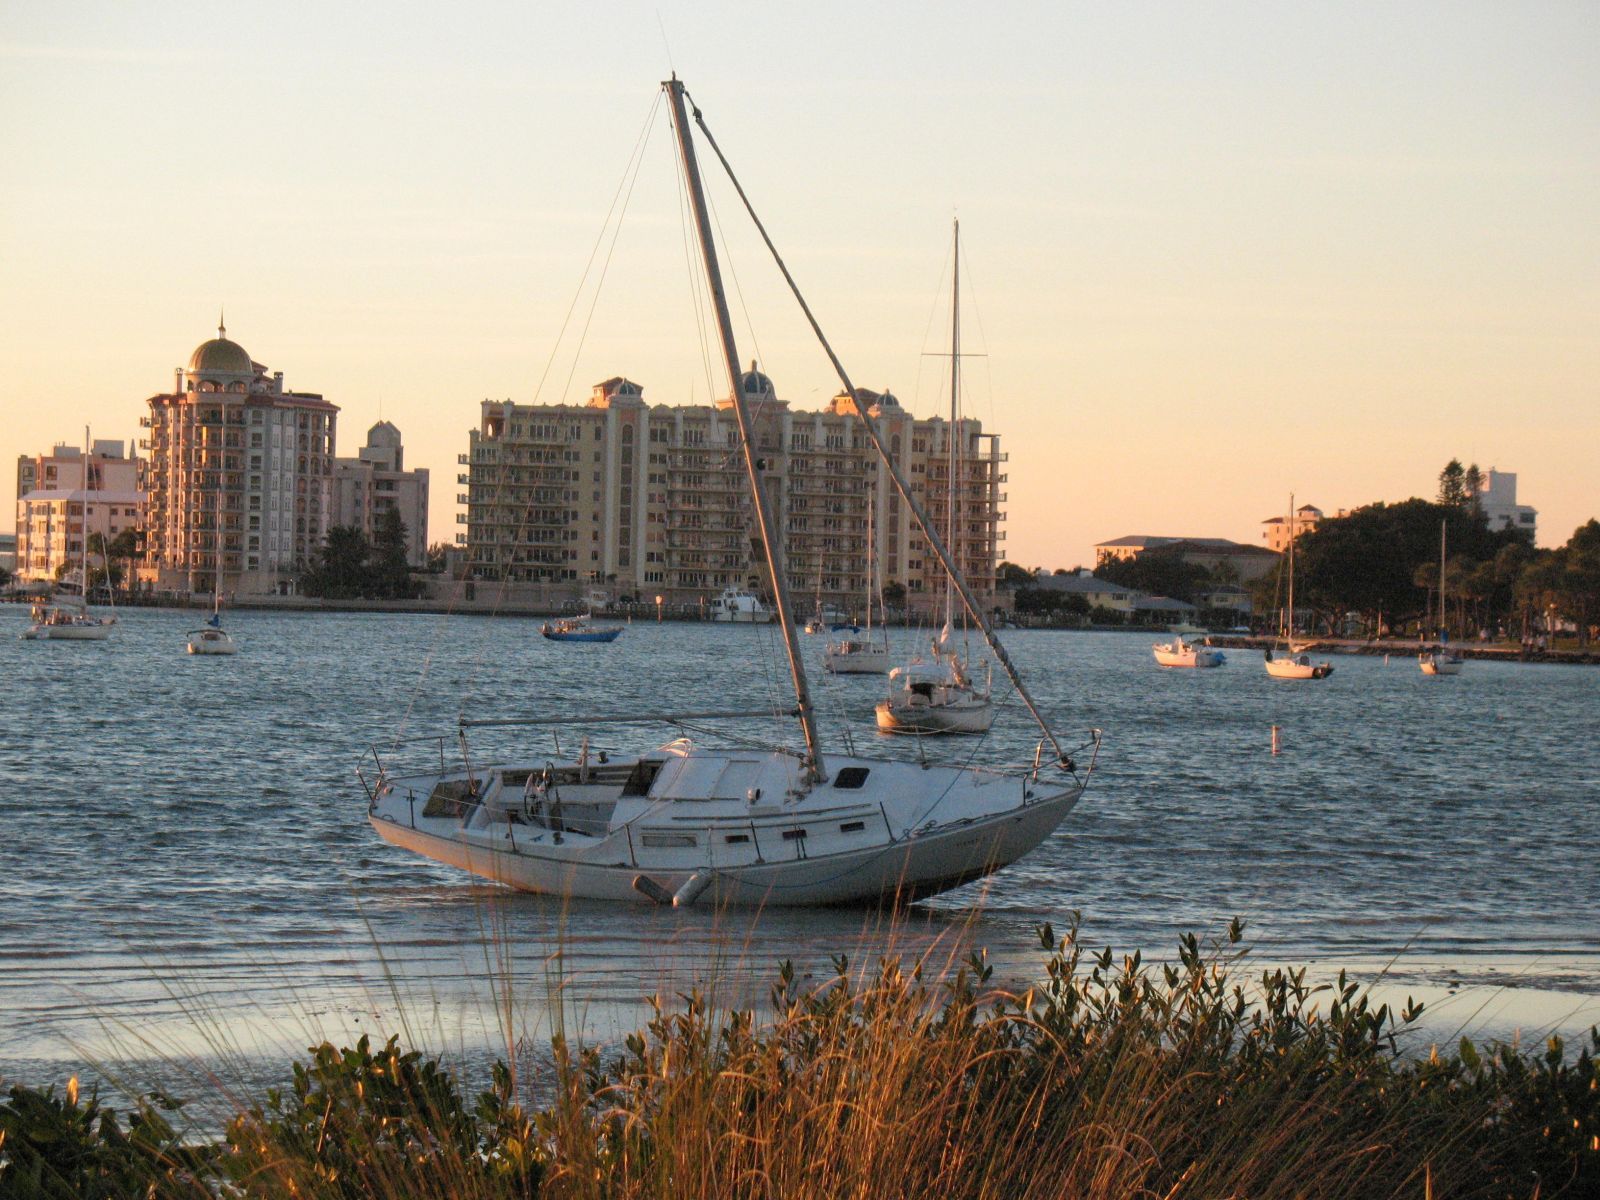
top-left (3, 918), bottom-right (1596, 1198)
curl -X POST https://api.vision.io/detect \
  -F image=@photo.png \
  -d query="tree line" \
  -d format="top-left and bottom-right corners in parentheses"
top-left (1002, 460), bottom-right (1599, 644)
top-left (301, 508), bottom-right (421, 600)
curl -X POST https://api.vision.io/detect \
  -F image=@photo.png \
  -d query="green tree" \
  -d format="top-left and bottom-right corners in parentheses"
top-left (1437, 459), bottom-right (1467, 508)
top-left (1462, 463), bottom-right (1484, 517)
top-left (996, 561), bottom-right (1033, 588)
top-left (370, 508), bottom-right (416, 599)
top-left (1556, 520), bottom-right (1600, 646)
top-left (1094, 550), bottom-right (1211, 605)
top-left (304, 526), bottom-right (373, 599)
top-left (1295, 498), bottom-right (1516, 633)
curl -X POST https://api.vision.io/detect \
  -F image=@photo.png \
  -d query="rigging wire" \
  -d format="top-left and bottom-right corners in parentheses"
top-left (441, 90), bottom-right (663, 723)
top-left (531, 91), bottom-right (663, 406)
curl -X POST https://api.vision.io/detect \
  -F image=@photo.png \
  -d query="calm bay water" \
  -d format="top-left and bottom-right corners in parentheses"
top-left (3, 608), bottom-right (1597, 1083)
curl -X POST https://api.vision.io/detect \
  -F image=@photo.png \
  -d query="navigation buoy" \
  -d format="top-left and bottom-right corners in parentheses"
top-left (1271, 725), bottom-right (1281, 756)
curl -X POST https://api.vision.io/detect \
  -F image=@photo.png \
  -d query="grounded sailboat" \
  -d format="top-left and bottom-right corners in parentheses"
top-left (364, 78), bottom-right (1096, 906)
top-left (22, 431), bottom-right (116, 642)
top-left (1419, 521), bottom-right (1463, 677)
top-left (1265, 494), bottom-right (1332, 680)
top-left (876, 220), bottom-right (995, 735)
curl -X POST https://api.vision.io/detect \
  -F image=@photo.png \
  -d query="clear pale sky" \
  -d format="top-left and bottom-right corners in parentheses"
top-left (3, 2), bottom-right (1595, 566)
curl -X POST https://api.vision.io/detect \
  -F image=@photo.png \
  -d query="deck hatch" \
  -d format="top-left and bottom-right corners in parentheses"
top-left (840, 820), bottom-right (866, 833)
top-left (833, 767), bottom-right (870, 789)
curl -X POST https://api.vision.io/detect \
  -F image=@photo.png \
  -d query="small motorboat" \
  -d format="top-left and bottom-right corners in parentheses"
top-left (1152, 634), bottom-right (1224, 668)
top-left (542, 614), bottom-right (624, 643)
top-left (1419, 648), bottom-right (1463, 676)
top-left (1264, 647), bottom-right (1332, 679)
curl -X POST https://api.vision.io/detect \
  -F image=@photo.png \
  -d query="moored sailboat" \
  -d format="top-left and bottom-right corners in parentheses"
top-left (22, 430), bottom-right (116, 642)
top-left (876, 220), bottom-right (994, 734)
top-left (364, 78), bottom-right (1095, 906)
top-left (1264, 494), bottom-right (1332, 680)
top-left (1419, 521), bottom-right (1464, 676)
top-left (187, 580), bottom-right (238, 655)
top-left (824, 490), bottom-right (889, 674)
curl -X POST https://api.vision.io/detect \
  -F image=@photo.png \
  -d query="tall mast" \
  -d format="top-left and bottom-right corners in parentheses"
top-left (1439, 520), bottom-right (1447, 639)
top-left (865, 485), bottom-right (874, 633)
top-left (82, 426), bottom-right (92, 609)
top-left (664, 77), bottom-right (826, 781)
top-left (1285, 494), bottom-right (1295, 642)
top-left (945, 219), bottom-right (960, 632)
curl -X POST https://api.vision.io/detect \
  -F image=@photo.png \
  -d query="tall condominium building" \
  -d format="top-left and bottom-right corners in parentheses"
top-left (331, 420), bottom-right (430, 566)
top-left (460, 368), bottom-right (1005, 612)
top-left (14, 440), bottom-right (145, 583)
top-left (141, 323), bottom-right (337, 594)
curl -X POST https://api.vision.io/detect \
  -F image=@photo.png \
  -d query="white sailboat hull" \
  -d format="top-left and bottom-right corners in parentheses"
top-left (22, 619), bottom-right (112, 641)
top-left (1419, 653), bottom-right (1463, 676)
top-left (1265, 655), bottom-right (1333, 680)
top-left (825, 642), bottom-right (890, 674)
top-left (188, 630), bottom-right (239, 655)
top-left (1152, 642), bottom-right (1224, 668)
top-left (367, 747), bottom-right (1082, 907)
top-left (875, 695), bottom-right (994, 735)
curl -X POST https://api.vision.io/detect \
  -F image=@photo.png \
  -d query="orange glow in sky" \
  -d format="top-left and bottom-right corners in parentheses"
top-left (3, 2), bottom-right (1595, 566)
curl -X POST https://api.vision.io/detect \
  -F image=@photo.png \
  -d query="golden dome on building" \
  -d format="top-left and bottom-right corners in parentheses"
top-left (188, 316), bottom-right (253, 376)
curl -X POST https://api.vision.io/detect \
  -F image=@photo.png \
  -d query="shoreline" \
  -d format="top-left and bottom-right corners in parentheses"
top-left (6, 591), bottom-right (1596, 662)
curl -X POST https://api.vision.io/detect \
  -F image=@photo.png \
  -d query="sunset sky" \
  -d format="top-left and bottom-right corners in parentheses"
top-left (3, 1), bottom-right (1595, 568)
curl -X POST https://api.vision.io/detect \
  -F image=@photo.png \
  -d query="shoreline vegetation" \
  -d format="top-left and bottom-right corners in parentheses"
top-left (4, 923), bottom-right (1595, 1198)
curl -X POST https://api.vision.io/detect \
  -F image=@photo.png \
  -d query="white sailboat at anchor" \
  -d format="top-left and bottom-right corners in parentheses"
top-left (876, 220), bottom-right (995, 735)
top-left (22, 429), bottom-right (116, 642)
top-left (363, 78), bottom-right (1097, 907)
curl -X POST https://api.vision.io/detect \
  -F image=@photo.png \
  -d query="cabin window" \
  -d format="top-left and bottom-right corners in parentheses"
top-left (840, 821), bottom-right (866, 833)
top-left (641, 831), bottom-right (696, 848)
top-left (724, 833), bottom-right (750, 845)
top-left (833, 767), bottom-right (870, 789)
top-left (781, 829), bottom-right (807, 841)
